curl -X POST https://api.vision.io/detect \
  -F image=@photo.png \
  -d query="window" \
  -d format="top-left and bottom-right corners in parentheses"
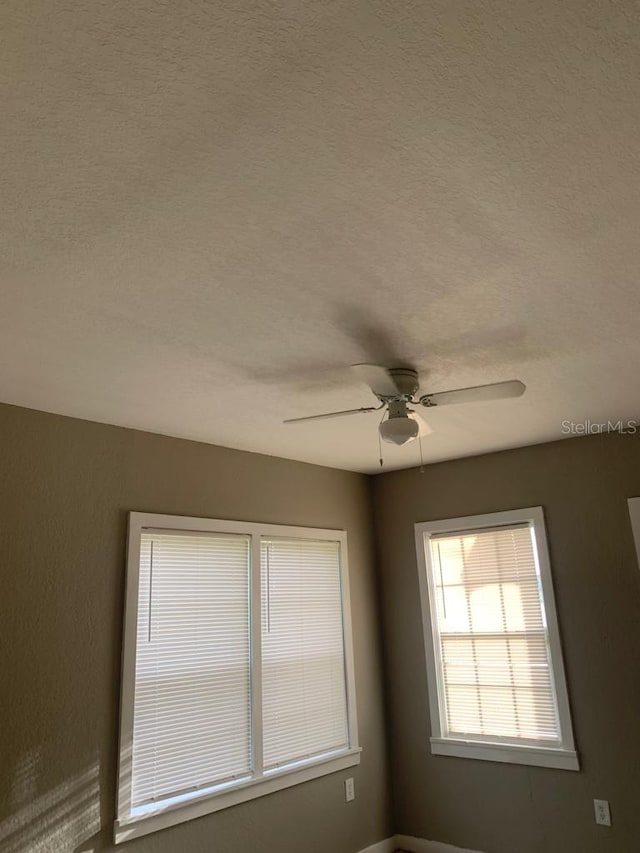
top-left (415, 507), bottom-right (578, 770)
top-left (116, 513), bottom-right (359, 843)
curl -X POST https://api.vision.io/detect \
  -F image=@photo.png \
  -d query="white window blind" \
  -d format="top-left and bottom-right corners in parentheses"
top-left (260, 538), bottom-right (348, 769)
top-left (117, 514), bottom-right (359, 843)
top-left (429, 523), bottom-right (559, 743)
top-left (415, 508), bottom-right (577, 771)
top-left (131, 531), bottom-right (251, 808)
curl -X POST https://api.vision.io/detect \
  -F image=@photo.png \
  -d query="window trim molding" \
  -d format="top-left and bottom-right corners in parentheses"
top-left (116, 512), bottom-right (360, 843)
top-left (414, 506), bottom-right (578, 771)
top-left (628, 498), bottom-right (640, 566)
top-left (115, 749), bottom-right (361, 844)
top-left (429, 738), bottom-right (577, 770)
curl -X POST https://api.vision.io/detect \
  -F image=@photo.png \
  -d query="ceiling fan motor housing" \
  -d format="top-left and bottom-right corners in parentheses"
top-left (387, 399), bottom-right (409, 418)
top-left (384, 368), bottom-right (419, 400)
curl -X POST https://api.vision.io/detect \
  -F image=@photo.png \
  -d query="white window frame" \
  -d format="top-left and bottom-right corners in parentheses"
top-left (116, 512), bottom-right (360, 844)
top-left (414, 506), bottom-right (578, 771)
top-left (628, 498), bottom-right (640, 564)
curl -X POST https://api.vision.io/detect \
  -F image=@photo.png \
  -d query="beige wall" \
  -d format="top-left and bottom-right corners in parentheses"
top-left (0, 403), bottom-right (391, 853)
top-left (372, 432), bottom-right (640, 853)
top-left (5, 403), bottom-right (640, 853)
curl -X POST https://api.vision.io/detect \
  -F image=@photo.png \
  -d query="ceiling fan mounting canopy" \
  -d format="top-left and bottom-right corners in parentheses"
top-left (381, 367), bottom-right (420, 400)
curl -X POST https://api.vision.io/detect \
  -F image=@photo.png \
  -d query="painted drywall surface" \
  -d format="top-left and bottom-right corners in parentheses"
top-left (372, 432), bottom-right (640, 853)
top-left (4, 1), bottom-right (640, 474)
top-left (0, 402), bottom-right (391, 853)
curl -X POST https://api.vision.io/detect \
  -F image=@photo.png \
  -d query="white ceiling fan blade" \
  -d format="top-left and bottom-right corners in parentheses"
top-left (351, 363), bottom-right (400, 397)
top-left (409, 410), bottom-right (433, 437)
top-left (420, 379), bottom-right (526, 407)
top-left (284, 406), bottom-right (380, 424)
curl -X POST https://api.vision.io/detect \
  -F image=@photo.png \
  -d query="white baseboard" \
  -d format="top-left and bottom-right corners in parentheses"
top-left (359, 836), bottom-right (483, 853)
top-left (358, 840), bottom-right (397, 853)
top-left (396, 837), bottom-right (483, 853)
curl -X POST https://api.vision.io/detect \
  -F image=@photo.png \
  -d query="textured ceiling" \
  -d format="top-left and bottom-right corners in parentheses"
top-left (2, 0), bottom-right (640, 473)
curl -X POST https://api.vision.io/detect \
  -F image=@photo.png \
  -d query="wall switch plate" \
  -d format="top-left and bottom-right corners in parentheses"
top-left (345, 777), bottom-right (355, 802)
top-left (594, 799), bottom-right (612, 826)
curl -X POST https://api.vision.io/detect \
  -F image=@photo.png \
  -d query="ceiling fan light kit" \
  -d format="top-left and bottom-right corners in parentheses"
top-left (284, 364), bottom-right (526, 459)
top-left (379, 417), bottom-right (419, 446)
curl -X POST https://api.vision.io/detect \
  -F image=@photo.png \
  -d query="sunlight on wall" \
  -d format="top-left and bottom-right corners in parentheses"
top-left (10, 750), bottom-right (40, 811)
top-left (0, 760), bottom-right (100, 853)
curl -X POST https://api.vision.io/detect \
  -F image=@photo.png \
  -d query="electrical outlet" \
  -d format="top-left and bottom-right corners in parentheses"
top-left (345, 777), bottom-right (355, 802)
top-left (594, 799), bottom-right (611, 827)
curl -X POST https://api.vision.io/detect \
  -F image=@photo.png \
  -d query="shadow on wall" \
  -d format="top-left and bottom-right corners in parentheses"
top-left (0, 756), bottom-right (101, 853)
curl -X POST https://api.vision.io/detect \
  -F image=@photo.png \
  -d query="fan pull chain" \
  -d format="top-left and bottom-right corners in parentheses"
top-left (418, 430), bottom-right (425, 474)
top-left (378, 409), bottom-right (387, 468)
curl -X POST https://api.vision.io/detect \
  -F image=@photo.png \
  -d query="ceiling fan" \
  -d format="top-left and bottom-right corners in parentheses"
top-left (284, 364), bottom-right (526, 446)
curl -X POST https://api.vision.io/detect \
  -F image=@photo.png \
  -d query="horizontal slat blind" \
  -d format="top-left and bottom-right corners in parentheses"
top-left (430, 524), bottom-right (561, 743)
top-left (260, 538), bottom-right (349, 770)
top-left (131, 531), bottom-right (251, 807)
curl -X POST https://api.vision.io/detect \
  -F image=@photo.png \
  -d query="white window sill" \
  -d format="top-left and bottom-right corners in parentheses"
top-left (430, 737), bottom-right (579, 771)
top-left (114, 747), bottom-right (361, 844)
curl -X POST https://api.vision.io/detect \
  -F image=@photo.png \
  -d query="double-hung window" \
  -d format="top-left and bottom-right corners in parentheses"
top-left (116, 513), bottom-right (359, 843)
top-left (415, 507), bottom-right (578, 770)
